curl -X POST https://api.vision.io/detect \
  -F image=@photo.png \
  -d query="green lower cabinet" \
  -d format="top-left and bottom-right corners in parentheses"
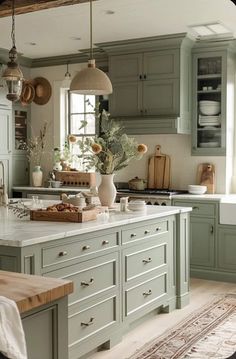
top-left (217, 226), bottom-right (236, 278)
top-left (190, 217), bottom-right (215, 268)
top-left (22, 297), bottom-right (68, 359)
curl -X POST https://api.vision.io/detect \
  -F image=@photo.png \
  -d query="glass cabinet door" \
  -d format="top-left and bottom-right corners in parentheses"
top-left (192, 51), bottom-right (227, 156)
top-left (14, 109), bottom-right (28, 151)
top-left (197, 56), bottom-right (222, 150)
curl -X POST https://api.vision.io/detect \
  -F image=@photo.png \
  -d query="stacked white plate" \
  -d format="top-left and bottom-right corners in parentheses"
top-left (188, 185), bottom-right (207, 195)
top-left (128, 200), bottom-right (146, 211)
top-left (199, 115), bottom-right (221, 126)
top-left (199, 142), bottom-right (220, 148)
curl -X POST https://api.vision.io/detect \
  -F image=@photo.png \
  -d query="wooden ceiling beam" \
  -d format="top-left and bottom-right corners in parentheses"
top-left (0, 0), bottom-right (96, 18)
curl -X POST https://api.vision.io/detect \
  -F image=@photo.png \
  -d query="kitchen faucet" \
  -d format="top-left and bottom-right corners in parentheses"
top-left (0, 161), bottom-right (7, 205)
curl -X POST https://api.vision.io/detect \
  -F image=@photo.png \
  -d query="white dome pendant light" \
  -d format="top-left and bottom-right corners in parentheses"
top-left (2, 0), bottom-right (24, 102)
top-left (70, 0), bottom-right (112, 95)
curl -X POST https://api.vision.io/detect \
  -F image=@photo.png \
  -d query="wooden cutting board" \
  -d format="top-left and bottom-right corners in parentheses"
top-left (148, 145), bottom-right (171, 189)
top-left (196, 163), bottom-right (215, 194)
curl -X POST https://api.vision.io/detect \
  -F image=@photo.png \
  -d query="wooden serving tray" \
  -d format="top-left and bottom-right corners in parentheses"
top-left (30, 208), bottom-right (97, 222)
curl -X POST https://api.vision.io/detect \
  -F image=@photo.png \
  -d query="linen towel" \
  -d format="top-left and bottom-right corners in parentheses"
top-left (0, 296), bottom-right (27, 359)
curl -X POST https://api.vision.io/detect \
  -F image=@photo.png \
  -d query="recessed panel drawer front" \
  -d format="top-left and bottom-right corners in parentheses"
top-left (174, 201), bottom-right (216, 217)
top-left (122, 220), bottom-right (168, 244)
top-left (69, 295), bottom-right (117, 345)
top-left (124, 238), bottom-right (168, 282)
top-left (42, 232), bottom-right (118, 268)
top-left (125, 273), bottom-right (167, 316)
top-left (44, 253), bottom-right (118, 304)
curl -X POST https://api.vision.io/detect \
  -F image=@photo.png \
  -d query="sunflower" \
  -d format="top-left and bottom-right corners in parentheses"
top-left (137, 144), bottom-right (148, 154)
top-left (91, 143), bottom-right (102, 154)
top-left (68, 134), bottom-right (77, 144)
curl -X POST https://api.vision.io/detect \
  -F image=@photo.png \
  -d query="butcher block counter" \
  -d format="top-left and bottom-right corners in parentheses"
top-left (0, 204), bottom-right (191, 359)
top-left (0, 270), bottom-right (73, 313)
top-left (0, 270), bottom-right (73, 359)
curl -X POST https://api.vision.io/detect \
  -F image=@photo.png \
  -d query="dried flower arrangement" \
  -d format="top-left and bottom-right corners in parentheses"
top-left (26, 122), bottom-right (48, 167)
top-left (75, 109), bottom-right (148, 174)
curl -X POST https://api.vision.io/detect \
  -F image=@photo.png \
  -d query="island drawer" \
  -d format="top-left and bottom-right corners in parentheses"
top-left (123, 236), bottom-right (168, 282)
top-left (41, 232), bottom-right (119, 268)
top-left (68, 295), bottom-right (118, 346)
top-left (122, 219), bottom-right (168, 244)
top-left (44, 252), bottom-right (118, 304)
top-left (124, 272), bottom-right (167, 317)
top-left (173, 200), bottom-right (216, 217)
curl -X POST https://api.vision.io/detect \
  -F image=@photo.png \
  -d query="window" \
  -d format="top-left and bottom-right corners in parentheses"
top-left (68, 92), bottom-right (96, 138)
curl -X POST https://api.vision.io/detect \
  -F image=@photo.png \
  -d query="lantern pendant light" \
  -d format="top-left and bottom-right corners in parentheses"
top-left (70, 0), bottom-right (112, 95)
top-left (2, 0), bottom-right (24, 102)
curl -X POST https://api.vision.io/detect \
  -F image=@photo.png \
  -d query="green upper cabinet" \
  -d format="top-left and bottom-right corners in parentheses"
top-left (192, 41), bottom-right (236, 156)
top-left (100, 34), bottom-right (193, 134)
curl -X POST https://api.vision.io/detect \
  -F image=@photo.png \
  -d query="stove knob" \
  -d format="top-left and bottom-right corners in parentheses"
top-left (154, 202), bottom-right (160, 205)
top-left (161, 202), bottom-right (166, 206)
top-left (146, 201), bottom-right (152, 205)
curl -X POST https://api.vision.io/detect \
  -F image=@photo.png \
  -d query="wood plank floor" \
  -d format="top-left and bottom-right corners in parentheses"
top-left (87, 278), bottom-right (236, 359)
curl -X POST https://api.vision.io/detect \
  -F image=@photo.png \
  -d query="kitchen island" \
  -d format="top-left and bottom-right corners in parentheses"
top-left (0, 205), bottom-right (191, 359)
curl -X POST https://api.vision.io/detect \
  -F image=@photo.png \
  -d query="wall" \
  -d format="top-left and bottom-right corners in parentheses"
top-left (30, 64), bottom-right (227, 193)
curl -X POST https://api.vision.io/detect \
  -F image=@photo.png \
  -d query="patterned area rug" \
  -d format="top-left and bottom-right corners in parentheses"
top-left (129, 294), bottom-right (236, 359)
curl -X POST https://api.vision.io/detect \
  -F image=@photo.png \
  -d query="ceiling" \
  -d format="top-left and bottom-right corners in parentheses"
top-left (0, 0), bottom-right (235, 60)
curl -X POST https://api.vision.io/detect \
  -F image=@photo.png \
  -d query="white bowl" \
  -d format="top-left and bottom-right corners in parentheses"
top-left (128, 200), bottom-right (146, 211)
top-left (199, 100), bottom-right (220, 116)
top-left (188, 185), bottom-right (207, 195)
top-left (51, 180), bottom-right (62, 188)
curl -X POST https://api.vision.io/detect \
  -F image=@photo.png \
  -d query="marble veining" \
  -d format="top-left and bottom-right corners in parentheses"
top-left (0, 205), bottom-right (191, 247)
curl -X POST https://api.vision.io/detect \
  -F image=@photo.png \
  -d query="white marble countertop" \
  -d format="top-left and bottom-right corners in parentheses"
top-left (12, 186), bottom-right (89, 193)
top-left (0, 204), bottom-right (191, 247)
top-left (172, 194), bottom-right (236, 201)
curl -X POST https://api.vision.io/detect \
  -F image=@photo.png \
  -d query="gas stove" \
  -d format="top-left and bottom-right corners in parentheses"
top-left (116, 188), bottom-right (188, 206)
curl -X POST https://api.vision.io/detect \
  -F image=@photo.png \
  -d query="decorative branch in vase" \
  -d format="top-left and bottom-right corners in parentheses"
top-left (26, 121), bottom-right (49, 187)
top-left (74, 108), bottom-right (148, 207)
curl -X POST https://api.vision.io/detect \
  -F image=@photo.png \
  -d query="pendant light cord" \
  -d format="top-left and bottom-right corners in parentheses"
top-left (90, 0), bottom-right (93, 60)
top-left (11, 0), bottom-right (16, 48)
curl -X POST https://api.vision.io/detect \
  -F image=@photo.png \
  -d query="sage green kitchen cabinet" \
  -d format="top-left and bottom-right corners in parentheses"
top-left (0, 108), bottom-right (12, 155)
top-left (22, 297), bottom-right (68, 359)
top-left (0, 213), bottom-right (190, 358)
top-left (217, 226), bottom-right (236, 280)
top-left (12, 154), bottom-right (29, 186)
top-left (12, 105), bottom-right (30, 185)
top-left (102, 34), bottom-right (193, 134)
top-left (173, 199), bottom-right (217, 273)
top-left (109, 51), bottom-right (180, 118)
top-left (192, 41), bottom-right (236, 156)
top-left (190, 216), bottom-right (215, 268)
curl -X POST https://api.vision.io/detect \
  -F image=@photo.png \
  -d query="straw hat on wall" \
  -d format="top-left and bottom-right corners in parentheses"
top-left (32, 77), bottom-right (52, 105)
top-left (20, 81), bottom-right (35, 106)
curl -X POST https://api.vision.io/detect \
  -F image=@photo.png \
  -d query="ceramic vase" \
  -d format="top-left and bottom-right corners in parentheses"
top-left (98, 174), bottom-right (116, 207)
top-left (32, 166), bottom-right (43, 187)
top-left (53, 162), bottom-right (62, 171)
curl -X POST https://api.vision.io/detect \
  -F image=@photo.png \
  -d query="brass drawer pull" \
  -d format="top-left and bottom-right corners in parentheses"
top-left (102, 240), bottom-right (109, 245)
top-left (142, 257), bottom-right (152, 264)
top-left (143, 289), bottom-right (152, 297)
top-left (81, 278), bottom-right (94, 286)
top-left (144, 230), bottom-right (150, 234)
top-left (193, 206), bottom-right (199, 210)
top-left (130, 233), bottom-right (137, 238)
top-left (58, 251), bottom-right (67, 257)
top-left (82, 245), bottom-right (90, 251)
top-left (81, 317), bottom-right (94, 327)
top-left (156, 227), bottom-right (161, 231)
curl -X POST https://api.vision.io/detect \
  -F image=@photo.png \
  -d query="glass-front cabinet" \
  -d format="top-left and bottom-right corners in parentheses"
top-left (14, 107), bottom-right (28, 152)
top-left (192, 44), bottom-right (234, 156)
